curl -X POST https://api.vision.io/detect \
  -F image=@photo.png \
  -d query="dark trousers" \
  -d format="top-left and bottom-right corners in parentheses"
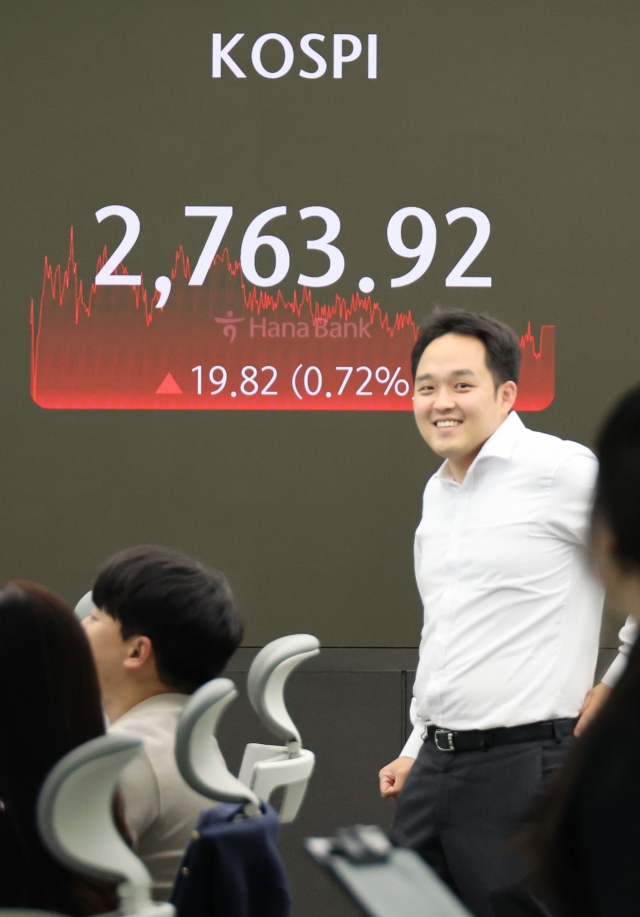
top-left (391, 727), bottom-right (574, 917)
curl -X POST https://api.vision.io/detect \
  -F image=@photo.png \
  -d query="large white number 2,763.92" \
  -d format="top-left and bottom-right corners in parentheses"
top-left (94, 204), bottom-right (491, 291)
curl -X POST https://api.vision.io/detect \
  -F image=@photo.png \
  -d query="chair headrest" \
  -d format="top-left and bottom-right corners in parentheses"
top-left (247, 634), bottom-right (320, 746)
top-left (175, 678), bottom-right (261, 815)
top-left (74, 590), bottom-right (94, 621)
top-left (37, 733), bottom-right (152, 893)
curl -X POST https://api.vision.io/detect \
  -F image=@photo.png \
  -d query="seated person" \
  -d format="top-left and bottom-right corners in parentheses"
top-left (82, 545), bottom-right (244, 901)
top-left (0, 581), bottom-right (124, 915)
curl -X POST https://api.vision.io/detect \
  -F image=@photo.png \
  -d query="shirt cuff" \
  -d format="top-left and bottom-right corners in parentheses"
top-left (601, 652), bottom-right (628, 688)
top-left (401, 725), bottom-right (424, 759)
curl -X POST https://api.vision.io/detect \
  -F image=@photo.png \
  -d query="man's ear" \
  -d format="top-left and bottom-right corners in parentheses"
top-left (499, 380), bottom-right (518, 412)
top-left (122, 635), bottom-right (154, 671)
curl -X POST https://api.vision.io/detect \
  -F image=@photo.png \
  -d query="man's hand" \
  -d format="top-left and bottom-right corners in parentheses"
top-left (379, 756), bottom-right (415, 799)
top-left (574, 682), bottom-right (612, 736)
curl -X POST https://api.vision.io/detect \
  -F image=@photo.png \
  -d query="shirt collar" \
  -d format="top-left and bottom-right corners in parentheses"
top-left (435, 411), bottom-right (526, 482)
top-left (112, 691), bottom-right (190, 724)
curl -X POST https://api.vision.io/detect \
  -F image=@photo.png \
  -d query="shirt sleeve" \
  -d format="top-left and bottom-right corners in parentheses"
top-left (115, 746), bottom-right (161, 842)
top-left (401, 698), bottom-right (425, 758)
top-left (402, 525), bottom-right (426, 758)
top-left (413, 516), bottom-right (422, 591)
top-left (548, 448), bottom-right (598, 546)
top-left (601, 616), bottom-right (638, 687)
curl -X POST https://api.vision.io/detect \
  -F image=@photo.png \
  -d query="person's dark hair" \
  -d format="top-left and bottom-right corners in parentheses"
top-left (410, 308), bottom-right (521, 388)
top-left (530, 385), bottom-right (640, 911)
top-left (0, 582), bottom-right (120, 914)
top-left (592, 385), bottom-right (640, 568)
top-left (92, 545), bottom-right (243, 692)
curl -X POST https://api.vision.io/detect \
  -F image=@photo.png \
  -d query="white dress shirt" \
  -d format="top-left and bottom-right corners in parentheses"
top-left (403, 411), bottom-right (630, 759)
top-left (109, 693), bottom-right (213, 900)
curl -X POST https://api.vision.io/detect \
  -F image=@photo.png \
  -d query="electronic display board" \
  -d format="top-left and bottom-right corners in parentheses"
top-left (1, 1), bottom-right (639, 644)
top-left (31, 208), bottom-right (553, 412)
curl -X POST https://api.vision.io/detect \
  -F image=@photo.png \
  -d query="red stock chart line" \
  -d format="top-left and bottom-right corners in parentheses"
top-left (30, 229), bottom-right (555, 411)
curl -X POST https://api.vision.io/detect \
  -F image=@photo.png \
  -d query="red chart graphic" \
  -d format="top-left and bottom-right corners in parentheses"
top-left (30, 229), bottom-right (555, 411)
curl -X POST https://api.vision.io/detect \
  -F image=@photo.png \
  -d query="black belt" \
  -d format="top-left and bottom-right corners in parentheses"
top-left (425, 718), bottom-right (577, 752)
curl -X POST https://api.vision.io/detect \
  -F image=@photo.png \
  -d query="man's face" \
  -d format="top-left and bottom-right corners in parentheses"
top-left (82, 606), bottom-right (130, 695)
top-left (413, 333), bottom-right (515, 467)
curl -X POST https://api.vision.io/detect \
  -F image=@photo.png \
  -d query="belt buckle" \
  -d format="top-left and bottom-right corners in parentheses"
top-left (434, 729), bottom-right (455, 752)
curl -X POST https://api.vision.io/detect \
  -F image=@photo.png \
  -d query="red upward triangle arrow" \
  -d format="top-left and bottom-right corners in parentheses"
top-left (156, 373), bottom-right (183, 395)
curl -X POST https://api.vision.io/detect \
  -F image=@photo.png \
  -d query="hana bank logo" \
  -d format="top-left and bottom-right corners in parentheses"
top-left (212, 33), bottom-right (377, 80)
top-left (215, 311), bottom-right (245, 343)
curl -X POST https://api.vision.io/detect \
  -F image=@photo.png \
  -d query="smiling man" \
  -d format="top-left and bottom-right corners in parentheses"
top-left (378, 309), bottom-right (630, 917)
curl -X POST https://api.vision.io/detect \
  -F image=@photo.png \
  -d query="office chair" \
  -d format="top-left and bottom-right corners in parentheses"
top-left (239, 634), bottom-right (319, 823)
top-left (37, 733), bottom-right (174, 917)
top-left (175, 678), bottom-right (262, 817)
top-left (174, 634), bottom-right (319, 822)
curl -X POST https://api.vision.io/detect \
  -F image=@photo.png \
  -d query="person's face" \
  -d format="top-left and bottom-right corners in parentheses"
top-left (413, 333), bottom-right (517, 471)
top-left (82, 606), bottom-right (130, 695)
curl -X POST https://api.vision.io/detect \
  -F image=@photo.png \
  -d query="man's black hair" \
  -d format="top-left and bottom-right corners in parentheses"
top-left (92, 545), bottom-right (243, 693)
top-left (410, 308), bottom-right (521, 388)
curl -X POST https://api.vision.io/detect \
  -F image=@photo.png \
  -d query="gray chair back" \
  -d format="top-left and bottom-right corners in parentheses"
top-left (37, 733), bottom-right (174, 917)
top-left (174, 678), bottom-right (261, 816)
